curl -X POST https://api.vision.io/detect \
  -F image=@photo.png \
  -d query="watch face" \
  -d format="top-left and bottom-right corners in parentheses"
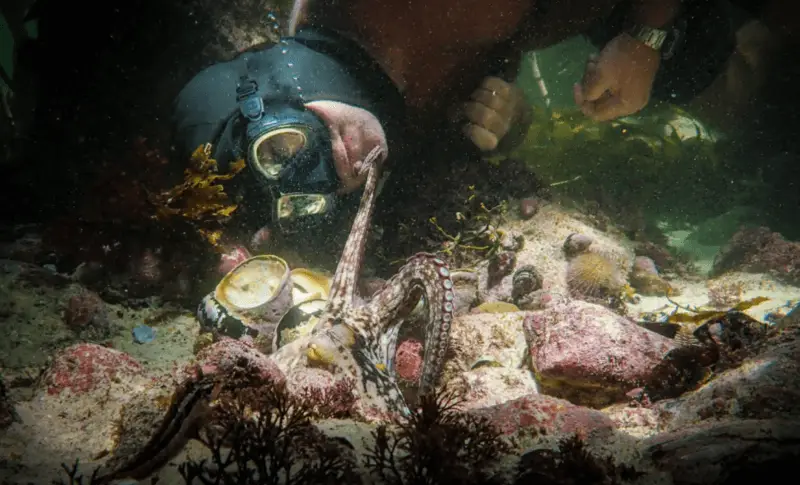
top-left (630, 24), bottom-right (667, 51)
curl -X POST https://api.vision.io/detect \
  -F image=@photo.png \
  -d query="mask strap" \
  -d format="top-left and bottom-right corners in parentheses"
top-left (236, 55), bottom-right (264, 122)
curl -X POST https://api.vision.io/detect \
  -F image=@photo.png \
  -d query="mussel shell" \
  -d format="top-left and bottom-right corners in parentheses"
top-left (216, 255), bottom-right (291, 310)
top-left (196, 254), bottom-right (294, 341)
top-left (290, 268), bottom-right (332, 305)
top-left (273, 298), bottom-right (328, 352)
top-left (196, 293), bottom-right (259, 339)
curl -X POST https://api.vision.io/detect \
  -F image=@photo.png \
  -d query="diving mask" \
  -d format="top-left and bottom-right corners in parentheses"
top-left (237, 76), bottom-right (340, 232)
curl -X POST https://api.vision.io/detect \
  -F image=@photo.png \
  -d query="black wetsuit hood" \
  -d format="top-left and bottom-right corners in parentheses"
top-left (172, 27), bottom-right (405, 170)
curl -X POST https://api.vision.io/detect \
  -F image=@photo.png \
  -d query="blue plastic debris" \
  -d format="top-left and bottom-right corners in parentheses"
top-left (132, 324), bottom-right (156, 344)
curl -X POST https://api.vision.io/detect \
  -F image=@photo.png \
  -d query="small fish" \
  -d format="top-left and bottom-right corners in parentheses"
top-left (93, 372), bottom-right (220, 484)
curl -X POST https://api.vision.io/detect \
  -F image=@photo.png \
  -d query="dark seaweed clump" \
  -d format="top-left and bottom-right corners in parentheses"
top-left (365, 388), bottom-right (511, 485)
top-left (56, 379), bottom-right (646, 485)
top-left (515, 435), bottom-right (644, 485)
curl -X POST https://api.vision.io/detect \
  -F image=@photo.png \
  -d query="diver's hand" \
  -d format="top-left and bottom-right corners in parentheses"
top-left (573, 33), bottom-right (660, 122)
top-left (461, 76), bottom-right (527, 152)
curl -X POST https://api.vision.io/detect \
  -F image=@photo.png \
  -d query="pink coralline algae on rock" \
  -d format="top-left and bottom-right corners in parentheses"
top-left (712, 226), bottom-right (800, 285)
top-left (193, 337), bottom-right (284, 383)
top-left (42, 343), bottom-right (144, 395)
top-left (395, 338), bottom-right (423, 382)
top-left (470, 393), bottom-right (615, 440)
top-left (633, 256), bottom-right (659, 275)
top-left (218, 246), bottom-right (252, 275)
top-left (524, 300), bottom-right (676, 407)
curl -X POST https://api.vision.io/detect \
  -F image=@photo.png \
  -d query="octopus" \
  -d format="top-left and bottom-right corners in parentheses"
top-left (269, 145), bottom-right (455, 415)
top-left (92, 146), bottom-right (454, 483)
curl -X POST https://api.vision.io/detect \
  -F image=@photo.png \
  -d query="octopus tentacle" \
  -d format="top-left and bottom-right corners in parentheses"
top-left (368, 253), bottom-right (455, 396)
top-left (327, 146), bottom-right (384, 314)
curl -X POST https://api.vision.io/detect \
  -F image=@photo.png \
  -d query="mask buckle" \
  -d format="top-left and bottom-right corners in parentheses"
top-left (236, 76), bottom-right (264, 122)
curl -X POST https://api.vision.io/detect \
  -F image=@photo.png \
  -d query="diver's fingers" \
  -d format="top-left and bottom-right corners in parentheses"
top-left (463, 123), bottom-right (499, 152)
top-left (463, 101), bottom-right (509, 140)
top-left (585, 93), bottom-right (629, 122)
top-left (579, 57), bottom-right (611, 102)
top-left (479, 76), bottom-right (515, 101)
top-left (470, 87), bottom-right (512, 117)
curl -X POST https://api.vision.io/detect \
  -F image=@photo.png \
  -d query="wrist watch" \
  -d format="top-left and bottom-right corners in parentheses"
top-left (627, 24), bottom-right (668, 51)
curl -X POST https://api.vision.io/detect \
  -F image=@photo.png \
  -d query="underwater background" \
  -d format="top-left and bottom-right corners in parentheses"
top-left (1, 1), bottom-right (799, 484)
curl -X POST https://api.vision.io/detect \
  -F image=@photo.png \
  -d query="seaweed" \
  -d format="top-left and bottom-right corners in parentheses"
top-left (666, 296), bottom-right (770, 325)
top-left (148, 143), bottom-right (245, 249)
top-left (177, 379), bottom-right (358, 485)
top-left (424, 185), bottom-right (509, 267)
top-left (364, 387), bottom-right (511, 485)
top-left (515, 435), bottom-right (643, 485)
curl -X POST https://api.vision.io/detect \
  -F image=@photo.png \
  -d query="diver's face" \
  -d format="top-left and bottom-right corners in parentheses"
top-left (304, 100), bottom-right (388, 193)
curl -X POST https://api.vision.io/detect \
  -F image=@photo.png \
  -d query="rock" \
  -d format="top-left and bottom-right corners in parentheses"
top-left (563, 233), bottom-right (593, 257)
top-left (42, 344), bottom-right (144, 395)
top-left (0, 225), bottom-right (47, 264)
top-left (62, 290), bottom-right (110, 339)
top-left (712, 226), bottom-right (800, 285)
top-left (442, 312), bottom-right (528, 380)
top-left (601, 403), bottom-right (664, 438)
top-left (450, 271), bottom-right (479, 315)
top-left (470, 393), bottom-right (616, 440)
top-left (643, 419), bottom-right (800, 485)
top-left (519, 197), bottom-right (542, 220)
top-left (395, 338), bottom-right (423, 382)
top-left (193, 337), bottom-right (284, 384)
top-left (654, 327), bottom-right (800, 431)
top-left (524, 301), bottom-right (676, 407)
top-left (0, 377), bottom-right (18, 430)
top-left (451, 367), bottom-right (540, 410)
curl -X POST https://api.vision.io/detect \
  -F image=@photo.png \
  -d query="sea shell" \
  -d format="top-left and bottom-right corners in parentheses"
top-left (196, 255), bottom-right (292, 339)
top-left (290, 268), bottom-right (332, 305)
top-left (512, 265), bottom-right (542, 301)
top-left (273, 298), bottom-right (328, 351)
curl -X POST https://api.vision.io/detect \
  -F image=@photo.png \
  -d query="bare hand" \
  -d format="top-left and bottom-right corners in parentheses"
top-left (573, 33), bottom-right (661, 122)
top-left (461, 76), bottom-right (526, 152)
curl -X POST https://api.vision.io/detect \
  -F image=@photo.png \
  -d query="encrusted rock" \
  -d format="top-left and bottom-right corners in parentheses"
top-left (42, 344), bottom-right (144, 395)
top-left (442, 312), bottom-right (528, 380)
top-left (654, 326), bottom-right (800, 431)
top-left (523, 301), bottom-right (676, 407)
top-left (712, 226), bottom-right (800, 285)
top-left (395, 338), bottom-right (423, 382)
top-left (469, 393), bottom-right (616, 440)
top-left (191, 337), bottom-right (284, 383)
top-left (450, 367), bottom-right (539, 409)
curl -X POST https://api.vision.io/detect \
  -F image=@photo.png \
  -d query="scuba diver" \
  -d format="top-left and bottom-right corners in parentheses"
top-left (172, 0), bottom-right (746, 262)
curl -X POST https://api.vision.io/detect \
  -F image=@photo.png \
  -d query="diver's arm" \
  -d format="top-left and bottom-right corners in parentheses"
top-left (629, 0), bottom-right (682, 29)
top-left (287, 0), bottom-right (310, 35)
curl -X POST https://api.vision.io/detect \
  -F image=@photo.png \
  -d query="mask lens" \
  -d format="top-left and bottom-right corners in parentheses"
top-left (275, 193), bottom-right (331, 222)
top-left (250, 128), bottom-right (307, 179)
